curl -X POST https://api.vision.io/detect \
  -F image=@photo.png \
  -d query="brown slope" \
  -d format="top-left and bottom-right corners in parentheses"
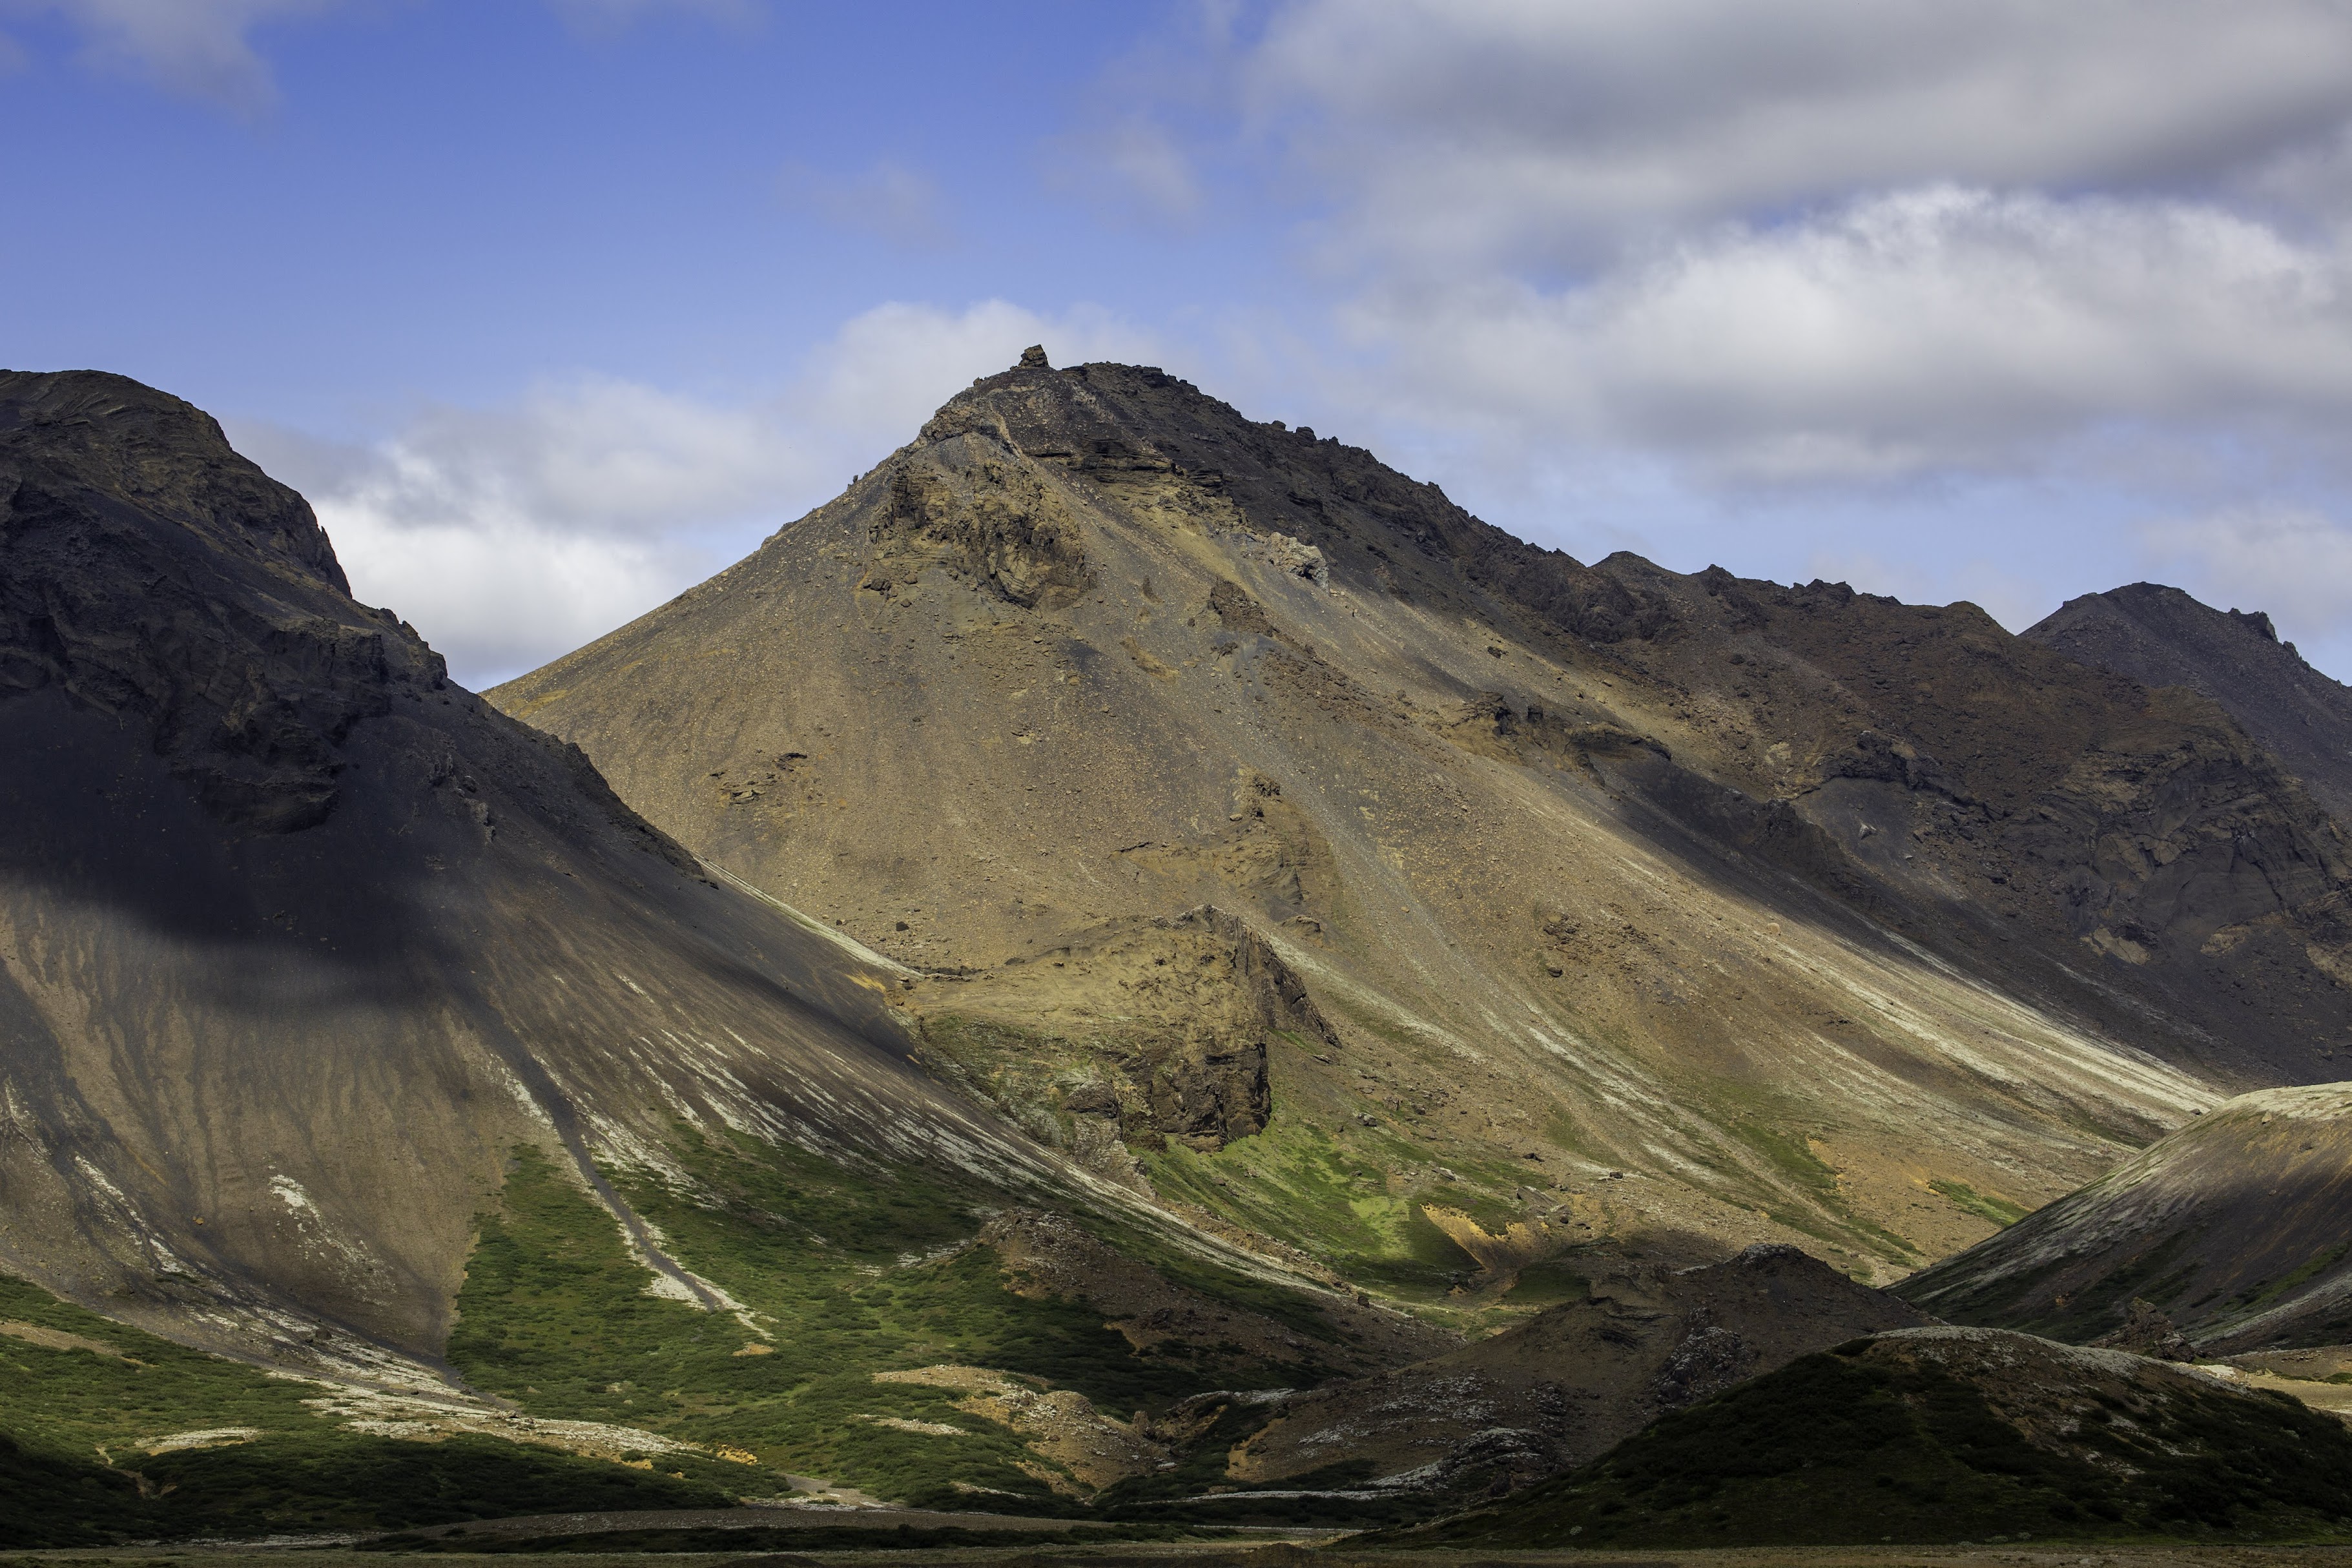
top-left (2025, 581), bottom-right (2352, 823)
top-left (1897, 1083), bottom-right (2352, 1352)
top-left (0, 369), bottom-right (1058, 1381)
top-left (493, 353), bottom-right (2243, 1292)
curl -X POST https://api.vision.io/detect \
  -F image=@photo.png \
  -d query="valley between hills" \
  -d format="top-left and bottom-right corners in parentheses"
top-left (8, 354), bottom-right (2352, 1556)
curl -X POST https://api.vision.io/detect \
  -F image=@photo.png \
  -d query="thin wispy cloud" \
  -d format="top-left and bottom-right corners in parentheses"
top-left (0, 0), bottom-right (752, 112)
top-left (1, 0), bottom-right (337, 113)
top-left (543, 0), bottom-right (758, 38)
top-left (778, 160), bottom-right (953, 251)
top-left (2141, 503), bottom-right (2352, 648)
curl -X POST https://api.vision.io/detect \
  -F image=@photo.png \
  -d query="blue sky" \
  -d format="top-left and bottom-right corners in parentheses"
top-left (8, 1), bottom-right (2352, 688)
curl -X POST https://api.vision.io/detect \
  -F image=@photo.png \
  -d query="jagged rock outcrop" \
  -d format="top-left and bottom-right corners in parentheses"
top-left (908, 906), bottom-right (1336, 1155)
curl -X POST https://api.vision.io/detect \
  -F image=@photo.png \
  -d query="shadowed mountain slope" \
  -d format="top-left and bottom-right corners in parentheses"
top-left (1390, 1326), bottom-right (2352, 1548)
top-left (495, 353), bottom-right (2352, 1290)
top-left (1899, 1083), bottom-right (2352, 1353)
top-left (0, 368), bottom-right (1061, 1377)
top-left (2025, 581), bottom-right (2352, 823)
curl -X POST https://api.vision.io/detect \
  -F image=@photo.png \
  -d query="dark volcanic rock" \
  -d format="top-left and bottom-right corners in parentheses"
top-left (2026, 581), bottom-right (2352, 822)
top-left (0, 371), bottom-right (440, 831)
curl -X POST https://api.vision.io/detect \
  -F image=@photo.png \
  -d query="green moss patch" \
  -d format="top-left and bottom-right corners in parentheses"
top-left (1140, 1115), bottom-right (1484, 1302)
top-left (1930, 1179), bottom-right (2029, 1228)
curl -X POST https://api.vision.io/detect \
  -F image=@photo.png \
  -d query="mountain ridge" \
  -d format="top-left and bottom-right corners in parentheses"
top-left (496, 352), bottom-right (2352, 1293)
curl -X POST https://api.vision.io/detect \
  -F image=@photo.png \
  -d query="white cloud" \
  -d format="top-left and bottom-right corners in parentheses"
top-left (1244, 0), bottom-right (2352, 262)
top-left (2141, 504), bottom-right (2352, 647)
top-left (1088, 1), bottom-right (2352, 497)
top-left (232, 300), bottom-right (1159, 688)
top-left (1341, 186), bottom-right (2352, 481)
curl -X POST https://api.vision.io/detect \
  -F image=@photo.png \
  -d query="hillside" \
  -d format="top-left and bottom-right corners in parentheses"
top-left (1899, 1083), bottom-right (2352, 1352)
top-left (495, 351), bottom-right (2352, 1291)
top-left (0, 367), bottom-right (1044, 1374)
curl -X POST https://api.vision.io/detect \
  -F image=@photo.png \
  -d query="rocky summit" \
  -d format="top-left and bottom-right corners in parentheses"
top-left (2028, 581), bottom-right (2352, 823)
top-left (9, 355), bottom-right (2352, 1547)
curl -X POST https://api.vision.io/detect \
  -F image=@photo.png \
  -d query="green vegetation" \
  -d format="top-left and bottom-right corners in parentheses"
top-left (1140, 1112), bottom-right (1486, 1301)
top-left (1931, 1179), bottom-right (2029, 1228)
top-left (0, 1272), bottom-right (722, 1547)
top-left (2, 1119), bottom-right (1390, 1545)
top-left (448, 1135), bottom-right (1347, 1508)
top-left (1398, 1346), bottom-right (2352, 1549)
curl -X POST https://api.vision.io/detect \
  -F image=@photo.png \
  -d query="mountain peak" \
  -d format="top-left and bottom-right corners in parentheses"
top-left (0, 367), bottom-right (435, 830)
top-left (2025, 580), bottom-right (2352, 819)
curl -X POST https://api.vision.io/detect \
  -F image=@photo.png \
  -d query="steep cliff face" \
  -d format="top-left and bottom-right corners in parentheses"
top-left (1899, 1083), bottom-right (2352, 1352)
top-left (493, 353), bottom-right (2291, 1290)
top-left (0, 370), bottom-right (1043, 1380)
top-left (2026, 581), bottom-right (2352, 823)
